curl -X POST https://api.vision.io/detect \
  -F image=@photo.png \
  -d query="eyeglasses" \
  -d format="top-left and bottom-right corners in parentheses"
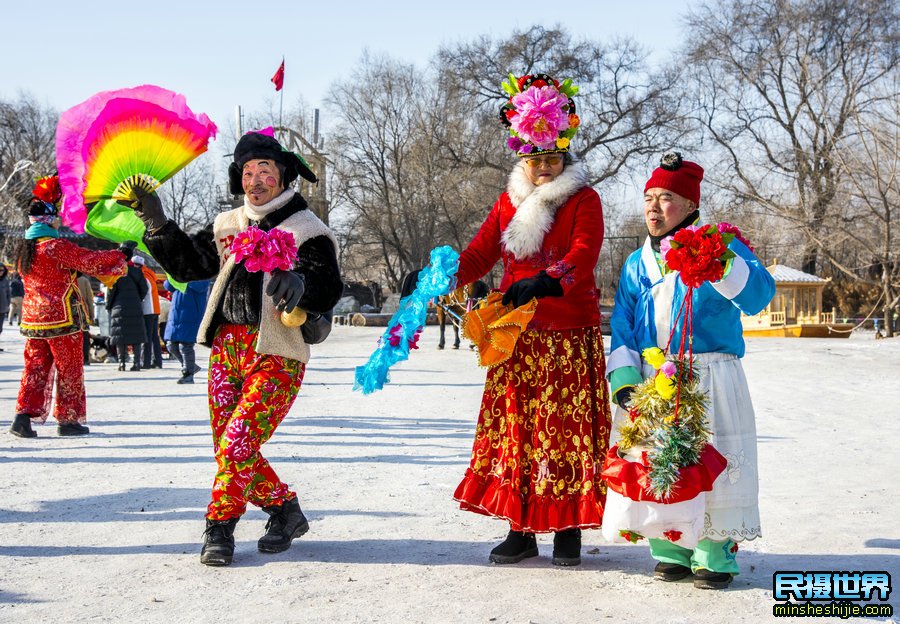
top-left (524, 155), bottom-right (563, 168)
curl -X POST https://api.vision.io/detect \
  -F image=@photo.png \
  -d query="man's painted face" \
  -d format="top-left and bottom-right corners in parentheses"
top-left (242, 159), bottom-right (283, 206)
top-left (643, 187), bottom-right (696, 237)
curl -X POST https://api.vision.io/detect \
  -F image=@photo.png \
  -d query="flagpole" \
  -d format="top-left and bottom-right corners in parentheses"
top-left (278, 56), bottom-right (284, 136)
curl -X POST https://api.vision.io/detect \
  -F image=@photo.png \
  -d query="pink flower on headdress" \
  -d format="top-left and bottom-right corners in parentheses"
top-left (507, 136), bottom-right (523, 151)
top-left (510, 86), bottom-right (571, 150)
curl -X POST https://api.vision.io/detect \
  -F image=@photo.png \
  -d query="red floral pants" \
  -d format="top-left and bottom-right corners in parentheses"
top-left (16, 333), bottom-right (87, 424)
top-left (206, 324), bottom-right (305, 521)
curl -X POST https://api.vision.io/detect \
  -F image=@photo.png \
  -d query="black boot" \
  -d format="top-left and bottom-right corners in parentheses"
top-left (58, 422), bottom-right (90, 436)
top-left (10, 413), bottom-right (37, 438)
top-left (200, 518), bottom-right (239, 566)
top-left (552, 528), bottom-right (581, 566)
top-left (654, 561), bottom-right (693, 582)
top-left (693, 568), bottom-right (733, 590)
top-left (176, 372), bottom-right (194, 384)
top-left (488, 530), bottom-right (538, 564)
top-left (258, 497), bottom-right (309, 553)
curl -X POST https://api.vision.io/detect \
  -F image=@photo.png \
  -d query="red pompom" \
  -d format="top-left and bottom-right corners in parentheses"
top-left (32, 175), bottom-right (62, 205)
top-left (532, 79), bottom-right (547, 88)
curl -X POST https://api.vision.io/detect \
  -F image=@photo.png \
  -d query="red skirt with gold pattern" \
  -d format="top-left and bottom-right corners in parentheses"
top-left (453, 326), bottom-right (611, 533)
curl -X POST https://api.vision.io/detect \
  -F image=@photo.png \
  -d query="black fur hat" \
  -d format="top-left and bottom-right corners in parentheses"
top-left (228, 129), bottom-right (317, 195)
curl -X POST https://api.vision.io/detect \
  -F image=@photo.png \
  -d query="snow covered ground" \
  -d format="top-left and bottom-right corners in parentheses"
top-left (0, 324), bottom-right (897, 623)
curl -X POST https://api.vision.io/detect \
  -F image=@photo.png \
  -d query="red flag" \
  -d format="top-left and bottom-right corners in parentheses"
top-left (271, 59), bottom-right (285, 91)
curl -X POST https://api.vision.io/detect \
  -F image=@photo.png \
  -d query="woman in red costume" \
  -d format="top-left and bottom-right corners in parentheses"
top-left (9, 176), bottom-right (126, 438)
top-left (451, 73), bottom-right (611, 566)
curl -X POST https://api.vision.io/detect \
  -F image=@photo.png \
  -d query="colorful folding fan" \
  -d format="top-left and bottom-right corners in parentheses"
top-left (56, 85), bottom-right (217, 236)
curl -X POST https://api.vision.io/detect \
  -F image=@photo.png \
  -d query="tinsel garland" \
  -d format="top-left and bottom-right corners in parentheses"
top-left (353, 245), bottom-right (459, 394)
top-left (618, 355), bottom-right (712, 499)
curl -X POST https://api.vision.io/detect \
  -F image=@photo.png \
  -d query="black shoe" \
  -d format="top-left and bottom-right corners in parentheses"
top-left (488, 530), bottom-right (538, 564)
top-left (83, 360), bottom-right (91, 366)
top-left (118, 363), bottom-right (126, 371)
top-left (10, 413), bottom-right (37, 438)
top-left (58, 422), bottom-right (90, 436)
top-left (177, 373), bottom-right (194, 385)
top-left (191, 364), bottom-right (202, 374)
top-left (130, 365), bottom-right (141, 372)
top-left (693, 568), bottom-right (733, 590)
top-left (258, 497), bottom-right (309, 553)
top-left (201, 518), bottom-right (239, 566)
top-left (654, 561), bottom-right (693, 582)
top-left (552, 528), bottom-right (581, 566)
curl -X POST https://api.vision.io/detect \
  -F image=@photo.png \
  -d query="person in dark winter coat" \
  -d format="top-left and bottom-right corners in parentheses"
top-left (163, 278), bottom-right (209, 384)
top-left (8, 271), bottom-right (24, 325)
top-left (0, 265), bottom-right (10, 349)
top-left (106, 242), bottom-right (148, 371)
top-left (125, 128), bottom-right (343, 567)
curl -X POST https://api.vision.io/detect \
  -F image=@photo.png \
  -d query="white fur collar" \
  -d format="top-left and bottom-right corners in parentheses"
top-left (501, 159), bottom-right (590, 259)
top-left (243, 188), bottom-right (296, 221)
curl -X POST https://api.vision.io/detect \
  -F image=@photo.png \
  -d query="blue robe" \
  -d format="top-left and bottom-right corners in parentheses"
top-left (608, 237), bottom-right (775, 397)
top-left (606, 234), bottom-right (776, 547)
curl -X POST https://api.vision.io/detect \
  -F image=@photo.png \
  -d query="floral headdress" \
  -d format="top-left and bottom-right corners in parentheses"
top-left (500, 73), bottom-right (580, 156)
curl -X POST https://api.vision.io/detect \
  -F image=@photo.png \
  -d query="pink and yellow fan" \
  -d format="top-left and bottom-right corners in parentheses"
top-left (56, 85), bottom-right (217, 237)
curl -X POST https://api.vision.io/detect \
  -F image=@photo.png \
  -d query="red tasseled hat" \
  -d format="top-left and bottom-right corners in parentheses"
top-left (644, 153), bottom-right (704, 205)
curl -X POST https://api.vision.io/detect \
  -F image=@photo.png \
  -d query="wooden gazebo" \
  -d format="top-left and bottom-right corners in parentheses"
top-left (741, 262), bottom-right (854, 338)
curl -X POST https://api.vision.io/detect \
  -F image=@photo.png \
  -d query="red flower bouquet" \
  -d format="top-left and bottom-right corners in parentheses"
top-left (660, 224), bottom-right (736, 288)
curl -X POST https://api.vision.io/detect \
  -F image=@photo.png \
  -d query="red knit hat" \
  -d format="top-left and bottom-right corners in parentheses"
top-left (644, 153), bottom-right (704, 205)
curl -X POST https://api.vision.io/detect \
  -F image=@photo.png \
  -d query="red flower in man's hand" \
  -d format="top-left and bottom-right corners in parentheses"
top-left (663, 225), bottom-right (729, 288)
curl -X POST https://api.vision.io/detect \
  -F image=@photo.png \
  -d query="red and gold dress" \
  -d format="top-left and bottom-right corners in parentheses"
top-left (17, 238), bottom-right (124, 423)
top-left (452, 161), bottom-right (611, 532)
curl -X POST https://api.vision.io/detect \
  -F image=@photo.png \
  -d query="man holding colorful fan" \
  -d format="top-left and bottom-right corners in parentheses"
top-left (606, 154), bottom-right (775, 589)
top-left (125, 129), bottom-right (342, 566)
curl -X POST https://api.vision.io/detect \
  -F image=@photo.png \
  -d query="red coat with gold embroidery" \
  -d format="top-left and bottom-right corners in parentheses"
top-left (19, 238), bottom-right (125, 338)
top-left (456, 161), bottom-right (604, 330)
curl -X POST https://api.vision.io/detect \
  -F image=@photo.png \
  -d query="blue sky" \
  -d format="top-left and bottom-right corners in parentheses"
top-left (2, 0), bottom-right (697, 141)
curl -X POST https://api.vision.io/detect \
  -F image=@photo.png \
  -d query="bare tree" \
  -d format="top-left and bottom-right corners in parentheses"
top-left (160, 154), bottom-right (220, 232)
top-left (684, 0), bottom-right (900, 275)
top-left (0, 94), bottom-right (57, 260)
top-left (830, 92), bottom-right (900, 335)
top-left (327, 53), bottom-right (501, 289)
top-left (436, 25), bottom-right (691, 186)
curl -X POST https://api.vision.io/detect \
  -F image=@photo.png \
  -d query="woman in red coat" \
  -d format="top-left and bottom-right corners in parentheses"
top-left (451, 74), bottom-right (611, 566)
top-left (9, 176), bottom-right (126, 438)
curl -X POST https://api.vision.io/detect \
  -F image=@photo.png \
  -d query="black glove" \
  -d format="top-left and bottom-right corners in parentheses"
top-left (501, 272), bottom-right (563, 307)
top-left (400, 269), bottom-right (422, 299)
top-left (118, 187), bottom-right (167, 233)
top-left (266, 270), bottom-right (306, 313)
top-left (615, 386), bottom-right (635, 409)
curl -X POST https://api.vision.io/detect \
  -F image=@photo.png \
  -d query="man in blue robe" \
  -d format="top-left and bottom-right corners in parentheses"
top-left (607, 153), bottom-right (775, 590)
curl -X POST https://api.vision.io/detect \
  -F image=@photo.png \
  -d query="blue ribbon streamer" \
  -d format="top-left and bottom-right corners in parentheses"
top-left (353, 245), bottom-right (459, 394)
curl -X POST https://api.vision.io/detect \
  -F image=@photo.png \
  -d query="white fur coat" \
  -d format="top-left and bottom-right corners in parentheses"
top-left (501, 159), bottom-right (591, 260)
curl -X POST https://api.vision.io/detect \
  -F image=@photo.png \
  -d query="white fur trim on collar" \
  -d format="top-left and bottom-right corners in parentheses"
top-left (501, 159), bottom-right (590, 259)
top-left (243, 188), bottom-right (296, 221)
